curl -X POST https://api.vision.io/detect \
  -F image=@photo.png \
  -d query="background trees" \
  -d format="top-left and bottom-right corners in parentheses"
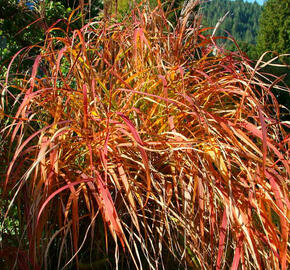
top-left (200, 0), bottom-right (289, 111)
top-left (201, 0), bottom-right (262, 50)
top-left (257, 0), bottom-right (290, 111)
top-left (257, 0), bottom-right (290, 56)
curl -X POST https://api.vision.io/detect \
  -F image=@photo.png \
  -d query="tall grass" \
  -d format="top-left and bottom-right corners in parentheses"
top-left (1, 1), bottom-right (289, 269)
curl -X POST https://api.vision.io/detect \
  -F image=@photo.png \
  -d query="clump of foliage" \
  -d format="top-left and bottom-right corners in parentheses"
top-left (0, 0), bottom-right (102, 69)
top-left (1, 1), bottom-right (289, 269)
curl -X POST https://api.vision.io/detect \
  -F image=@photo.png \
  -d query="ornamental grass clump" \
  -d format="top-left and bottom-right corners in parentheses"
top-left (1, 1), bottom-right (289, 269)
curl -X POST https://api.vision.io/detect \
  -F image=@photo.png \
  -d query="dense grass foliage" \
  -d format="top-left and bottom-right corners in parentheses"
top-left (1, 1), bottom-right (289, 269)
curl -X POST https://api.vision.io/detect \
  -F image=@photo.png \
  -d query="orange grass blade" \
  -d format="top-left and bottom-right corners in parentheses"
top-left (216, 208), bottom-right (228, 270)
top-left (37, 179), bottom-right (92, 225)
top-left (117, 112), bottom-right (151, 205)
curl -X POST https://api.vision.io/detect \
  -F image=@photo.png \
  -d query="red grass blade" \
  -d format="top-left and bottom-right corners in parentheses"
top-left (216, 208), bottom-right (228, 270)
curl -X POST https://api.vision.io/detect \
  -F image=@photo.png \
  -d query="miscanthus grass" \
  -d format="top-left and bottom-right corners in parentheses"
top-left (1, 1), bottom-right (289, 269)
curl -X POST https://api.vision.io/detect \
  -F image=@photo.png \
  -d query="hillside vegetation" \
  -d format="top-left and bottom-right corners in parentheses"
top-left (202, 0), bottom-right (262, 44)
top-left (201, 0), bottom-right (262, 56)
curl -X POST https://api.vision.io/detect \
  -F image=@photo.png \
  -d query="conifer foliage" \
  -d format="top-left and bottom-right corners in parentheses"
top-left (201, 0), bottom-right (262, 46)
top-left (257, 0), bottom-right (290, 55)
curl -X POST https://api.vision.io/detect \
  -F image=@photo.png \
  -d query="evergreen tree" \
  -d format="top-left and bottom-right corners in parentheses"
top-left (257, 0), bottom-right (290, 56)
top-left (257, 0), bottom-right (290, 113)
